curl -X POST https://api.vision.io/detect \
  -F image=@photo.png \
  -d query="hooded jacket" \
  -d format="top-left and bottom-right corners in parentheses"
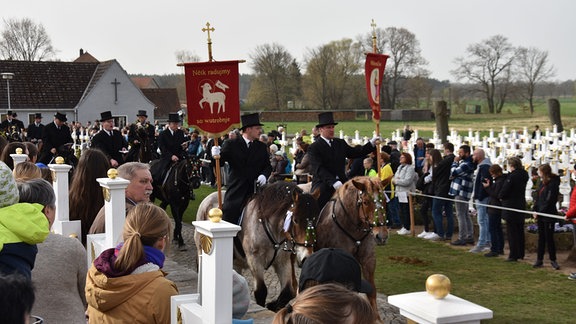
top-left (0, 203), bottom-right (49, 280)
top-left (85, 248), bottom-right (178, 324)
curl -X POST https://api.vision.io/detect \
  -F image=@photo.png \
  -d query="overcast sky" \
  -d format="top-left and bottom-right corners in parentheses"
top-left (3, 0), bottom-right (575, 81)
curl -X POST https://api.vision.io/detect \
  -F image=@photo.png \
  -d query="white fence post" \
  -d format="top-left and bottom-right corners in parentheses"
top-left (86, 169), bottom-right (130, 269)
top-left (49, 158), bottom-right (81, 239)
top-left (172, 218), bottom-right (241, 324)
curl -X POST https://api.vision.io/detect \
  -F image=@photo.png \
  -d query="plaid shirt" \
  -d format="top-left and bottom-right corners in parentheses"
top-left (448, 157), bottom-right (476, 199)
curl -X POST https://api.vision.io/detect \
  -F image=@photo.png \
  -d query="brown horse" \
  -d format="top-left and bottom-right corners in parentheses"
top-left (314, 176), bottom-right (388, 318)
top-left (195, 181), bottom-right (320, 311)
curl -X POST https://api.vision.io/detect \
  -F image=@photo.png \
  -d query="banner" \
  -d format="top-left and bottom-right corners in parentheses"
top-left (364, 53), bottom-right (389, 122)
top-left (183, 60), bottom-right (241, 136)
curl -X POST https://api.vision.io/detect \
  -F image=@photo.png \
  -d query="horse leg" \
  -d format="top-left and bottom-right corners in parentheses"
top-left (268, 254), bottom-right (297, 311)
top-left (362, 256), bottom-right (380, 321)
top-left (171, 202), bottom-right (185, 249)
top-left (246, 253), bottom-right (268, 307)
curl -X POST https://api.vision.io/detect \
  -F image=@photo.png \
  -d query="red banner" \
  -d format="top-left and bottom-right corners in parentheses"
top-left (364, 53), bottom-right (389, 122)
top-left (183, 60), bottom-right (241, 137)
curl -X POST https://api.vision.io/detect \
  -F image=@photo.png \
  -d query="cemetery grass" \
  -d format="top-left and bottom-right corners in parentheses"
top-left (375, 235), bottom-right (573, 323)
top-left (263, 98), bottom-right (576, 139)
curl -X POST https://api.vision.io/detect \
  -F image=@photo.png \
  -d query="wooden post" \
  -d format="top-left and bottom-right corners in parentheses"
top-left (548, 98), bottom-right (563, 132)
top-left (435, 101), bottom-right (449, 144)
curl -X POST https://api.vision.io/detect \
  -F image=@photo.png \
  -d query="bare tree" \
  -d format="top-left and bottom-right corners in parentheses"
top-left (246, 43), bottom-right (301, 111)
top-left (0, 18), bottom-right (56, 61)
top-left (303, 38), bottom-right (363, 110)
top-left (452, 35), bottom-right (516, 113)
top-left (516, 47), bottom-right (555, 114)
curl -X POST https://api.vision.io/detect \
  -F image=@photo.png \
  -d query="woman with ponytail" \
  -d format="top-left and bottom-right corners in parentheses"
top-left (85, 203), bottom-right (178, 323)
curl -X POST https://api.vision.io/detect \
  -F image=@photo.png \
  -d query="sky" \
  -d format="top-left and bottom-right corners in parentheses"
top-left (3, 0), bottom-right (575, 82)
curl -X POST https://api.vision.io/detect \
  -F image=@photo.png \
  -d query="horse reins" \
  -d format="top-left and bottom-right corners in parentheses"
top-left (258, 218), bottom-right (287, 270)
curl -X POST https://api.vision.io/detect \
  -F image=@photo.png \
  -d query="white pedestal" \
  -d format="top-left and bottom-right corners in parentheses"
top-left (10, 153), bottom-right (28, 166)
top-left (388, 292), bottom-right (493, 324)
top-left (49, 163), bottom-right (81, 238)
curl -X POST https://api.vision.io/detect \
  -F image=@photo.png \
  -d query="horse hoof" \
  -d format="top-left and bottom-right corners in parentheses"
top-left (178, 244), bottom-right (187, 252)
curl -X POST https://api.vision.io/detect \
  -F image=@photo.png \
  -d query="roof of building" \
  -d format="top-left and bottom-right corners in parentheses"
top-left (131, 77), bottom-right (160, 89)
top-left (140, 88), bottom-right (180, 119)
top-left (0, 60), bottom-right (100, 109)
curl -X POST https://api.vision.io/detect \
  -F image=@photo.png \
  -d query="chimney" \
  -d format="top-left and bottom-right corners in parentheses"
top-left (79, 48), bottom-right (84, 56)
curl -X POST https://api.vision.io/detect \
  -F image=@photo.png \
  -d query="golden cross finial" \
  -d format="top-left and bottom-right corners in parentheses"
top-left (202, 22), bottom-right (215, 61)
top-left (371, 19), bottom-right (378, 53)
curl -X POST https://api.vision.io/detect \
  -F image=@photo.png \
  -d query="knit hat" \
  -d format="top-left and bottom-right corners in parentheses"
top-left (298, 248), bottom-right (373, 294)
top-left (232, 270), bottom-right (250, 319)
top-left (0, 161), bottom-right (19, 208)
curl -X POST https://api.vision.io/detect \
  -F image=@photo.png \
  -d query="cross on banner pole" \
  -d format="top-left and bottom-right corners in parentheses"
top-left (202, 21), bottom-right (223, 208)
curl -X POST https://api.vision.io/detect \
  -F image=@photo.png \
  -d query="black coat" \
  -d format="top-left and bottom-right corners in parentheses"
top-left (308, 137), bottom-right (374, 208)
top-left (485, 174), bottom-right (505, 216)
top-left (533, 175), bottom-right (560, 222)
top-left (220, 136), bottom-right (272, 224)
top-left (90, 129), bottom-right (128, 165)
top-left (157, 128), bottom-right (187, 161)
top-left (499, 168), bottom-right (529, 220)
top-left (39, 122), bottom-right (73, 164)
top-left (26, 122), bottom-right (44, 142)
top-left (432, 153), bottom-right (455, 198)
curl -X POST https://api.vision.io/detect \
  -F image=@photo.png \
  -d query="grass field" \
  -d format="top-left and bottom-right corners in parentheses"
top-left (376, 235), bottom-right (573, 323)
top-left (261, 98), bottom-right (576, 139)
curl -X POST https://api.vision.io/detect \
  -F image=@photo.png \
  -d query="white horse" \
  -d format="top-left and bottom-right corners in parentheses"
top-left (199, 83), bottom-right (226, 114)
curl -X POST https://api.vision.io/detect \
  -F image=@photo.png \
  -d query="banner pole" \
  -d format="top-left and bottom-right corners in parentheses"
top-left (371, 19), bottom-right (383, 178)
top-left (213, 137), bottom-right (223, 209)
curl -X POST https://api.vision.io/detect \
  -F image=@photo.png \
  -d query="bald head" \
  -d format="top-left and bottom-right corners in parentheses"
top-left (472, 148), bottom-right (485, 163)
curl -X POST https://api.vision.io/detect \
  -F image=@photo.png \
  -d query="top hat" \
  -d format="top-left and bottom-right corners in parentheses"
top-left (34, 113), bottom-right (42, 119)
top-left (137, 110), bottom-right (148, 117)
top-left (316, 112), bottom-right (338, 128)
top-left (54, 112), bottom-right (67, 122)
top-left (298, 248), bottom-right (373, 294)
top-left (6, 110), bottom-right (12, 116)
top-left (167, 113), bottom-right (181, 123)
top-left (241, 113), bottom-right (264, 130)
top-left (100, 111), bottom-right (113, 122)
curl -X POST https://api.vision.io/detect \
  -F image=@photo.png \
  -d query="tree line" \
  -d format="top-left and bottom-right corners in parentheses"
top-left (2, 18), bottom-right (573, 114)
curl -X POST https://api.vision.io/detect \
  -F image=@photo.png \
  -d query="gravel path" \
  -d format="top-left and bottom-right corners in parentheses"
top-left (164, 221), bottom-right (406, 323)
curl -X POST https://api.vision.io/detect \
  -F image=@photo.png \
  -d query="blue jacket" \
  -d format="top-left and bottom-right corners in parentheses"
top-left (473, 158), bottom-right (492, 201)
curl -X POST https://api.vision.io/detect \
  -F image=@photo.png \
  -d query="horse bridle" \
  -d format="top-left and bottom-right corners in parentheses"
top-left (258, 204), bottom-right (317, 270)
top-left (329, 188), bottom-right (385, 251)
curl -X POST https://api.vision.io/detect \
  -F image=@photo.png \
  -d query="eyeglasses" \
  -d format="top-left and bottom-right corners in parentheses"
top-left (30, 315), bottom-right (44, 324)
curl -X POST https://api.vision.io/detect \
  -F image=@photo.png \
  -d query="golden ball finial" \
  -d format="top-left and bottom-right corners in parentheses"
top-left (208, 207), bottom-right (223, 223)
top-left (426, 274), bottom-right (451, 299)
top-left (15, 147), bottom-right (23, 154)
top-left (69, 233), bottom-right (78, 239)
top-left (55, 156), bottom-right (65, 164)
top-left (107, 168), bottom-right (118, 179)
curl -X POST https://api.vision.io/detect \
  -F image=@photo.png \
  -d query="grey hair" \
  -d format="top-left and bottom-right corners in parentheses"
top-left (117, 162), bottom-right (150, 181)
top-left (17, 178), bottom-right (56, 208)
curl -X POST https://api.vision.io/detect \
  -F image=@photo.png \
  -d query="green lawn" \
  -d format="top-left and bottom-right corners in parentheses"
top-left (376, 235), bottom-right (573, 323)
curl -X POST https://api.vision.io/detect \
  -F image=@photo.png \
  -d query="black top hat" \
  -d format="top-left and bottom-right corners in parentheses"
top-left (241, 113), bottom-right (264, 130)
top-left (137, 110), bottom-right (148, 117)
top-left (298, 248), bottom-right (373, 294)
top-left (34, 113), bottom-right (42, 119)
top-left (54, 112), bottom-right (67, 122)
top-left (6, 110), bottom-right (12, 116)
top-left (167, 113), bottom-right (181, 123)
top-left (316, 112), bottom-right (338, 128)
top-left (100, 111), bottom-right (113, 122)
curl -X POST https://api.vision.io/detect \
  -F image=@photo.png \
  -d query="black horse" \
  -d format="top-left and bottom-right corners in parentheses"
top-left (150, 156), bottom-right (201, 249)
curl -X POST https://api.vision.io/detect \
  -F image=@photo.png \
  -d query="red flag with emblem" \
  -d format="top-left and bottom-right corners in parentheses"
top-left (364, 53), bottom-right (389, 123)
top-left (183, 60), bottom-right (241, 137)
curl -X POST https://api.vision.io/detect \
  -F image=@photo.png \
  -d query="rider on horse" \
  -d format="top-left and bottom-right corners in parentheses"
top-left (153, 113), bottom-right (188, 185)
top-left (210, 113), bottom-right (272, 225)
top-left (126, 110), bottom-right (156, 163)
top-left (38, 112), bottom-right (73, 165)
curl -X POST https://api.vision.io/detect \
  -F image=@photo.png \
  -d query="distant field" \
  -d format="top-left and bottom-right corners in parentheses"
top-left (260, 98), bottom-right (576, 139)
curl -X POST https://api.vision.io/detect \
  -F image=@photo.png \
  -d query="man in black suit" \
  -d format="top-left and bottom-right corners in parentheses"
top-left (39, 112), bottom-right (73, 164)
top-left (126, 110), bottom-right (156, 163)
top-left (0, 110), bottom-right (24, 141)
top-left (307, 112), bottom-right (379, 210)
top-left (154, 112), bottom-right (187, 183)
top-left (90, 111), bottom-right (128, 167)
top-left (26, 113), bottom-right (44, 144)
top-left (211, 113), bottom-right (272, 225)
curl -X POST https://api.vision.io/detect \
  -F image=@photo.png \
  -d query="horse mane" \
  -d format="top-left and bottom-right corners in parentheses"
top-left (254, 181), bottom-right (302, 220)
